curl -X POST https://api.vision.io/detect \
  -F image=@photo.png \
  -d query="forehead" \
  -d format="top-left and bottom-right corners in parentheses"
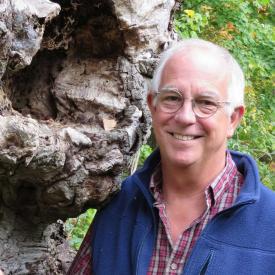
top-left (160, 48), bottom-right (230, 95)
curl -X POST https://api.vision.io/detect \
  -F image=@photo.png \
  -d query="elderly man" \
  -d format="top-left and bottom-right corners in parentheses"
top-left (68, 39), bottom-right (275, 274)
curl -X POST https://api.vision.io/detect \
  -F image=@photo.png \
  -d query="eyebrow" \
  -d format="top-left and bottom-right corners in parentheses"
top-left (160, 86), bottom-right (220, 98)
top-left (197, 91), bottom-right (220, 98)
top-left (159, 85), bottom-right (178, 90)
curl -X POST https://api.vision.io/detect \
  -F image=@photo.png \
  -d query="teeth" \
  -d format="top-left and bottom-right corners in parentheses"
top-left (173, 134), bottom-right (195, 141)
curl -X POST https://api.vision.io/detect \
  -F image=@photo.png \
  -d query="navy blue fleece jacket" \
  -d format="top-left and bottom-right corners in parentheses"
top-left (91, 150), bottom-right (275, 275)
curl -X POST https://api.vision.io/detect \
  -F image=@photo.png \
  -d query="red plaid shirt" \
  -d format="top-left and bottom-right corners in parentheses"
top-left (68, 153), bottom-right (243, 275)
top-left (147, 152), bottom-right (244, 274)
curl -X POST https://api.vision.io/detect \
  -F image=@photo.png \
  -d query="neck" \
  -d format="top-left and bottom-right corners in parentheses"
top-left (161, 152), bottom-right (227, 199)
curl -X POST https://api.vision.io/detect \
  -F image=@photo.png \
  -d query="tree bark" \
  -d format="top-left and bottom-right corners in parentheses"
top-left (0, 0), bottom-right (177, 273)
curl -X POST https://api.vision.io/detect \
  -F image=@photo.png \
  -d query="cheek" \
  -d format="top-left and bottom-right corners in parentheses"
top-left (199, 117), bottom-right (229, 137)
top-left (152, 119), bottom-right (165, 139)
top-left (151, 116), bottom-right (162, 137)
top-left (152, 112), bottom-right (171, 128)
top-left (198, 119), bottom-right (214, 133)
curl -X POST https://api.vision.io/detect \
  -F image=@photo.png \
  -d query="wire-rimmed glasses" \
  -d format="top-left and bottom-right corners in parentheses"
top-left (154, 87), bottom-right (231, 118)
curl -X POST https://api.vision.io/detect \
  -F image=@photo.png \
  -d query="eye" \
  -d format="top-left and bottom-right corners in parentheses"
top-left (196, 99), bottom-right (218, 107)
top-left (164, 95), bottom-right (181, 102)
top-left (159, 91), bottom-right (182, 103)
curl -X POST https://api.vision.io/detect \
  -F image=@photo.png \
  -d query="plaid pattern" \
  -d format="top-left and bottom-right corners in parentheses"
top-left (67, 224), bottom-right (93, 275)
top-left (147, 152), bottom-right (244, 275)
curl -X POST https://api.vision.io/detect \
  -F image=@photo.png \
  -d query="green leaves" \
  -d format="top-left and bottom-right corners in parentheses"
top-left (138, 145), bottom-right (153, 168)
top-left (65, 209), bottom-right (97, 250)
top-left (174, 7), bottom-right (209, 38)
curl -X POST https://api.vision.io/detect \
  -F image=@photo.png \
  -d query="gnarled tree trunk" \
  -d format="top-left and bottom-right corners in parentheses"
top-left (0, 0), bottom-right (177, 273)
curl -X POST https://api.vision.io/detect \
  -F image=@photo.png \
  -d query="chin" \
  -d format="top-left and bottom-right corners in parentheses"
top-left (172, 158), bottom-right (197, 168)
top-left (165, 151), bottom-right (199, 168)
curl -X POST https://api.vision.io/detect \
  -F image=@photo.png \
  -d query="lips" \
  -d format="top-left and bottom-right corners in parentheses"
top-left (170, 132), bottom-right (202, 141)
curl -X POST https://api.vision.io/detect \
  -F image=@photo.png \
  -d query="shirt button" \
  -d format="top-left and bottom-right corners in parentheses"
top-left (171, 263), bottom-right (178, 270)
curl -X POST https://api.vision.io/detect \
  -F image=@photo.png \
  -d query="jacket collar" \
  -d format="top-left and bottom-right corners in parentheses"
top-left (229, 150), bottom-right (260, 204)
top-left (133, 149), bottom-right (260, 206)
top-left (133, 149), bottom-right (161, 206)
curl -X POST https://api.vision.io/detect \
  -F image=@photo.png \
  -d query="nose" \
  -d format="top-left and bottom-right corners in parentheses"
top-left (173, 99), bottom-right (197, 125)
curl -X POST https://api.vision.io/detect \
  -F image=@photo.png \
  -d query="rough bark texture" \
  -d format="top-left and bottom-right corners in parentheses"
top-left (0, 0), bottom-right (177, 273)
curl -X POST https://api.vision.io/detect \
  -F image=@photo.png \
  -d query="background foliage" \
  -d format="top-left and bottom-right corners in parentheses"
top-left (65, 209), bottom-right (97, 250)
top-left (66, 0), bottom-right (275, 250)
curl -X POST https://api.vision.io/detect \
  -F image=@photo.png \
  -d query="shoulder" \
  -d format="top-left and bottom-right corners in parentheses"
top-left (91, 150), bottom-right (160, 229)
top-left (97, 175), bottom-right (143, 216)
top-left (224, 150), bottom-right (275, 227)
top-left (257, 184), bottom-right (275, 212)
top-left (230, 150), bottom-right (274, 200)
top-left (94, 170), bottom-right (153, 221)
top-left (99, 149), bottom-right (161, 212)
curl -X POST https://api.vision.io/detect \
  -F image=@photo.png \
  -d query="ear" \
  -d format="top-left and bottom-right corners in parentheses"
top-left (227, 106), bottom-right (245, 138)
top-left (147, 92), bottom-right (156, 114)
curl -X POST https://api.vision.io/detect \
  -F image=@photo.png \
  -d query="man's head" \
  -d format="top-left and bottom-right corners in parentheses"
top-left (147, 38), bottom-right (245, 169)
top-left (151, 39), bottom-right (245, 114)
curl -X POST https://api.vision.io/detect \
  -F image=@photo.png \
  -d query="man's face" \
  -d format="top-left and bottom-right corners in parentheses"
top-left (148, 49), bottom-right (243, 169)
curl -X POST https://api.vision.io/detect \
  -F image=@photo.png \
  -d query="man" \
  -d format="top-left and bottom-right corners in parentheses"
top-left (68, 39), bottom-right (275, 274)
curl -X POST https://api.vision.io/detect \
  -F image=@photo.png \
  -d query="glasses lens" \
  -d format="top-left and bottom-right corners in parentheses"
top-left (157, 90), bottom-right (182, 113)
top-left (193, 99), bottom-right (219, 117)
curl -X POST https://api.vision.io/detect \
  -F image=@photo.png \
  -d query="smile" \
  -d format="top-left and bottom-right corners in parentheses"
top-left (172, 133), bottom-right (198, 141)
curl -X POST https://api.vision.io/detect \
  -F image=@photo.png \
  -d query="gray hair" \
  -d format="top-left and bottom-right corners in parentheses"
top-left (151, 39), bottom-right (245, 113)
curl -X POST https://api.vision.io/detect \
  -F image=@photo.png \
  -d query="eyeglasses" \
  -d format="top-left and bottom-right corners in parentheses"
top-left (154, 88), bottom-right (231, 118)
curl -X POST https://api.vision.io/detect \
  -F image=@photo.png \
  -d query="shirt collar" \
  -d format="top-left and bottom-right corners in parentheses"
top-left (149, 151), bottom-right (240, 207)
